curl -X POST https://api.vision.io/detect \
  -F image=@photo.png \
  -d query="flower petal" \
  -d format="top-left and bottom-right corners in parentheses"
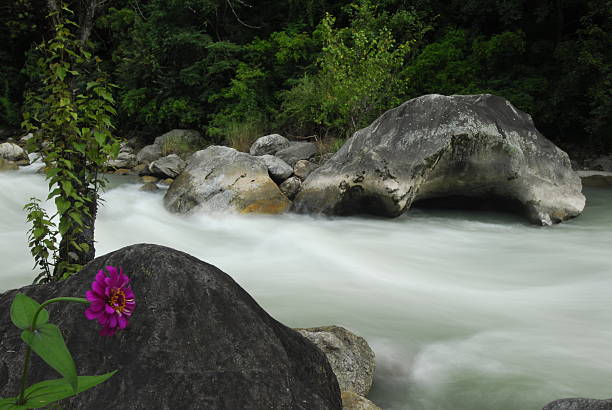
top-left (118, 316), bottom-right (128, 329)
top-left (105, 304), bottom-right (115, 314)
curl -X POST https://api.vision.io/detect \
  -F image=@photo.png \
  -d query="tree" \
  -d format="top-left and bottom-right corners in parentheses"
top-left (22, 3), bottom-right (120, 281)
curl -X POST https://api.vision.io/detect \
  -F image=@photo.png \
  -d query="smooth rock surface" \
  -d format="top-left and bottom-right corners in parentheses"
top-left (106, 151), bottom-right (137, 169)
top-left (543, 398), bottom-right (612, 410)
top-left (275, 142), bottom-right (318, 167)
top-left (341, 391), bottom-right (381, 410)
top-left (296, 326), bottom-right (375, 396)
top-left (139, 182), bottom-right (158, 192)
top-left (249, 134), bottom-right (290, 156)
top-left (148, 154), bottom-right (186, 178)
top-left (293, 94), bottom-right (585, 225)
top-left (0, 244), bottom-right (341, 409)
top-left (136, 144), bottom-right (162, 164)
top-left (0, 142), bottom-right (28, 162)
top-left (260, 154), bottom-right (293, 182)
top-left (164, 146), bottom-right (291, 214)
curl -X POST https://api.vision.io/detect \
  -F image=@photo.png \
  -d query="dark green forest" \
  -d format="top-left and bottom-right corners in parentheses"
top-left (1, 0), bottom-right (611, 153)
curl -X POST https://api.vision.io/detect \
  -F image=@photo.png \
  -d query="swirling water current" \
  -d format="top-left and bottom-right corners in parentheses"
top-left (1, 162), bottom-right (611, 410)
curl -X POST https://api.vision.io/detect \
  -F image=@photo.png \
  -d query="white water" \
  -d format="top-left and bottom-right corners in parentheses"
top-left (1, 164), bottom-right (611, 410)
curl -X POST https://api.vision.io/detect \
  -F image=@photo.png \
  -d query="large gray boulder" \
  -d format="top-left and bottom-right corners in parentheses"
top-left (296, 326), bottom-right (375, 397)
top-left (148, 154), bottom-right (186, 178)
top-left (275, 142), bottom-right (318, 167)
top-left (164, 146), bottom-right (291, 215)
top-left (0, 142), bottom-right (28, 162)
top-left (249, 134), bottom-right (290, 156)
top-left (543, 398), bottom-right (612, 409)
top-left (293, 94), bottom-right (585, 225)
top-left (0, 244), bottom-right (341, 409)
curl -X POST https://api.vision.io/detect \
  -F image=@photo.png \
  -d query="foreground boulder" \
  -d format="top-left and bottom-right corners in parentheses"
top-left (296, 326), bottom-right (375, 396)
top-left (543, 398), bottom-right (612, 409)
top-left (293, 94), bottom-right (585, 225)
top-left (148, 154), bottom-right (186, 178)
top-left (164, 146), bottom-right (291, 214)
top-left (0, 244), bottom-right (341, 409)
top-left (341, 391), bottom-right (381, 410)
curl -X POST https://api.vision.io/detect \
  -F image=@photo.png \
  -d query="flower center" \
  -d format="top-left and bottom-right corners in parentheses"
top-left (108, 288), bottom-right (127, 313)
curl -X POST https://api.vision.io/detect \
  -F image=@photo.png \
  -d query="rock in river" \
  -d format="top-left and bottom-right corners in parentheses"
top-left (0, 244), bottom-right (341, 409)
top-left (164, 145), bottom-right (291, 214)
top-left (293, 94), bottom-right (585, 225)
top-left (296, 325), bottom-right (375, 396)
top-left (543, 398), bottom-right (612, 410)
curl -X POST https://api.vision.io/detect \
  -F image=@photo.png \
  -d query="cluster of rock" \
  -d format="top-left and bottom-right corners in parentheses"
top-left (163, 135), bottom-right (321, 214)
top-left (0, 139), bottom-right (30, 171)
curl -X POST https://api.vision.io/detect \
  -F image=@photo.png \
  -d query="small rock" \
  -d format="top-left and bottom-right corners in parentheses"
top-left (0, 158), bottom-right (18, 171)
top-left (159, 178), bottom-right (174, 186)
top-left (149, 154), bottom-right (186, 178)
top-left (294, 160), bottom-right (320, 180)
top-left (132, 163), bottom-right (148, 175)
top-left (141, 175), bottom-right (159, 184)
top-left (114, 168), bottom-right (132, 175)
top-left (250, 134), bottom-right (290, 156)
top-left (279, 176), bottom-right (302, 200)
top-left (139, 182), bottom-right (158, 192)
top-left (20, 133), bottom-right (34, 143)
top-left (341, 391), bottom-right (381, 410)
top-left (296, 325), bottom-right (375, 396)
top-left (543, 398), bottom-right (612, 410)
top-left (0, 142), bottom-right (28, 162)
top-left (275, 142), bottom-right (318, 166)
top-left (260, 154), bottom-right (293, 182)
top-left (136, 144), bottom-right (162, 164)
top-left (106, 151), bottom-right (137, 169)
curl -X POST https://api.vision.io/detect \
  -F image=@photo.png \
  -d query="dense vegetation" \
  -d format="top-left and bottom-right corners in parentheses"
top-left (1, 0), bottom-right (611, 152)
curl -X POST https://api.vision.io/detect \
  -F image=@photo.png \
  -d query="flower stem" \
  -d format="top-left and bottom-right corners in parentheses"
top-left (16, 346), bottom-right (32, 405)
top-left (15, 296), bottom-right (89, 405)
top-left (30, 297), bottom-right (88, 331)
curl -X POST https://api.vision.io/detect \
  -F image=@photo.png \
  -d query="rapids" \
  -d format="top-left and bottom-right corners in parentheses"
top-left (1, 163), bottom-right (611, 409)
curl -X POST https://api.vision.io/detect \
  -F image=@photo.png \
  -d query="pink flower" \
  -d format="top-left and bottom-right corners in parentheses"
top-left (84, 266), bottom-right (136, 336)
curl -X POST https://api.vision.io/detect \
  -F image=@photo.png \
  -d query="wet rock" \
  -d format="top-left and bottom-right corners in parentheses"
top-left (249, 134), bottom-right (290, 156)
top-left (0, 142), bottom-right (28, 163)
top-left (106, 151), bottom-right (137, 169)
top-left (141, 175), bottom-right (159, 184)
top-left (279, 176), bottom-right (302, 200)
top-left (148, 154), bottom-right (186, 178)
top-left (0, 158), bottom-right (18, 171)
top-left (114, 168), bottom-right (132, 176)
top-left (0, 244), bottom-right (342, 409)
top-left (578, 171), bottom-right (612, 188)
top-left (164, 146), bottom-right (291, 215)
top-left (139, 182), bottom-right (158, 192)
top-left (341, 391), bottom-right (381, 410)
top-left (260, 154), bottom-right (293, 183)
top-left (294, 94), bottom-right (585, 226)
top-left (296, 326), bottom-right (375, 396)
top-left (275, 142), bottom-right (318, 167)
top-left (159, 178), bottom-right (174, 186)
top-left (294, 160), bottom-right (320, 180)
top-left (543, 398), bottom-right (612, 410)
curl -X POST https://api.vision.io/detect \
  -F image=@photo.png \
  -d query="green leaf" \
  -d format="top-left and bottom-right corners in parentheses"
top-left (0, 397), bottom-right (27, 409)
top-left (19, 372), bottom-right (116, 409)
top-left (10, 294), bottom-right (49, 330)
top-left (21, 324), bottom-right (77, 392)
top-left (55, 197), bottom-right (70, 214)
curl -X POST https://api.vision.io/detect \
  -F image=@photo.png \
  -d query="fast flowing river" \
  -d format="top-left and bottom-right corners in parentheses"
top-left (1, 163), bottom-right (611, 410)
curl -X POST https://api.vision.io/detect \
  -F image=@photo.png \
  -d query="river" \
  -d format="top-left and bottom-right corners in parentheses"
top-left (1, 163), bottom-right (611, 409)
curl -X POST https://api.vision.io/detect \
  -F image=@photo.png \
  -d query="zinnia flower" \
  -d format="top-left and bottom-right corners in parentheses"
top-left (84, 266), bottom-right (136, 336)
